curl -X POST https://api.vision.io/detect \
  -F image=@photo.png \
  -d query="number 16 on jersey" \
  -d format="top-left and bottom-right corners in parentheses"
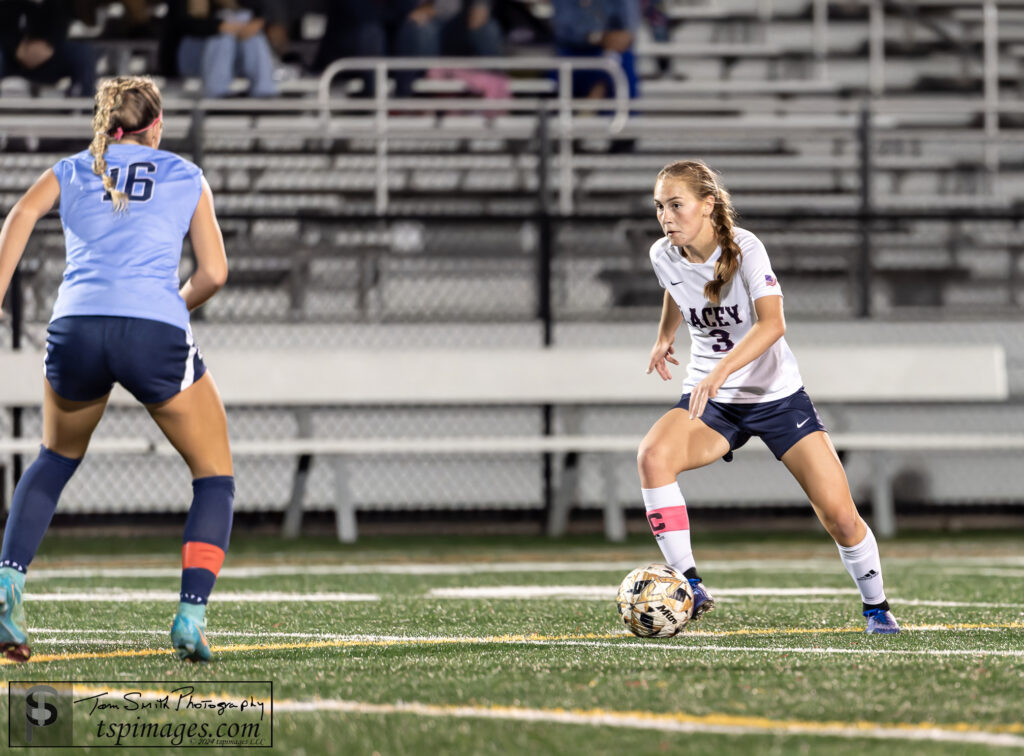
top-left (101, 161), bottom-right (157, 203)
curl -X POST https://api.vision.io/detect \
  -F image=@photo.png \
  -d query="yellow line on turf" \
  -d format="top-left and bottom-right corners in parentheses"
top-left (3, 622), bottom-right (1024, 665)
top-left (1, 632), bottom-right (621, 664)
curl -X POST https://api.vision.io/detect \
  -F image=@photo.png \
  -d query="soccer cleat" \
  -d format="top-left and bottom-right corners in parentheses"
top-left (688, 578), bottom-right (716, 623)
top-left (171, 608), bottom-right (212, 663)
top-left (864, 608), bottom-right (901, 635)
top-left (0, 572), bottom-right (30, 662)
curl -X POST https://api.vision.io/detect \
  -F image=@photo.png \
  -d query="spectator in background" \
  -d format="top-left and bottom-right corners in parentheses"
top-left (640, 0), bottom-right (670, 75)
top-left (0, 0), bottom-right (97, 96)
top-left (313, 1), bottom-right (423, 97)
top-left (162, 0), bottom-right (278, 97)
top-left (258, 0), bottom-right (288, 58)
top-left (416, 0), bottom-right (504, 57)
top-left (551, 0), bottom-right (639, 101)
top-left (314, 1), bottom-right (502, 98)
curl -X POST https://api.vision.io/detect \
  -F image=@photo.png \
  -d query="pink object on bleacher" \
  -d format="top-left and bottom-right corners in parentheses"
top-left (426, 68), bottom-right (511, 115)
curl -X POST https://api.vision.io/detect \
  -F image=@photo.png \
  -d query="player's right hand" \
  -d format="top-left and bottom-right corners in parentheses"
top-left (646, 340), bottom-right (679, 381)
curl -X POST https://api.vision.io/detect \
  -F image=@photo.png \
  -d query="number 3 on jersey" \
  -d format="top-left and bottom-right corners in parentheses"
top-left (102, 162), bottom-right (157, 203)
top-left (708, 328), bottom-right (734, 352)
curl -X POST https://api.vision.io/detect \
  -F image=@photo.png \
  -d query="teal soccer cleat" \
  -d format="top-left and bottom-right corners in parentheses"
top-left (688, 578), bottom-right (716, 623)
top-left (0, 570), bottom-right (30, 662)
top-left (864, 608), bottom-right (901, 634)
top-left (171, 604), bottom-right (212, 663)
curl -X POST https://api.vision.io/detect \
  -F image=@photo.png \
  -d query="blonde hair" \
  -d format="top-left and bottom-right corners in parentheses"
top-left (89, 76), bottom-right (162, 212)
top-left (656, 159), bottom-right (740, 305)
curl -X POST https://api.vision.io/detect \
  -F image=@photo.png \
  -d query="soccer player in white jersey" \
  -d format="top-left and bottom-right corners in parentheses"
top-left (638, 159), bottom-right (899, 634)
top-left (0, 76), bottom-right (234, 662)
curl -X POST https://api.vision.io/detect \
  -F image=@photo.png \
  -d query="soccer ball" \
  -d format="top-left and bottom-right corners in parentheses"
top-left (616, 563), bottom-right (694, 637)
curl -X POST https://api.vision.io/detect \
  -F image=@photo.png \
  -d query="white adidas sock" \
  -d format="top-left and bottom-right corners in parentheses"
top-left (836, 526), bottom-right (887, 606)
top-left (641, 483), bottom-right (696, 575)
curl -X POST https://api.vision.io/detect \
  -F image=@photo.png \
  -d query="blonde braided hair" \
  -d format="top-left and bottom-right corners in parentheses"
top-left (656, 159), bottom-right (741, 305)
top-left (88, 76), bottom-right (163, 212)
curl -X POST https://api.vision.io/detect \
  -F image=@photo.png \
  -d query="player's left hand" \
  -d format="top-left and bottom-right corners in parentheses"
top-left (688, 370), bottom-right (726, 420)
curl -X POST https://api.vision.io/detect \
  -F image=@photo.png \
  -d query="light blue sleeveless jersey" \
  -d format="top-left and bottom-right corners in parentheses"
top-left (51, 144), bottom-right (204, 331)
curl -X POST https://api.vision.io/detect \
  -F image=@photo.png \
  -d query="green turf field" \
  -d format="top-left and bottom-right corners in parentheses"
top-left (2, 531), bottom-right (1022, 754)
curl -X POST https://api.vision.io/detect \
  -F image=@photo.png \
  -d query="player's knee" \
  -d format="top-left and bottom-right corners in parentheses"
top-left (637, 442), bottom-right (675, 481)
top-left (818, 503), bottom-right (860, 542)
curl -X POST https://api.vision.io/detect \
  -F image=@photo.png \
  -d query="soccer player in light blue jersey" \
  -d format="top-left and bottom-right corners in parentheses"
top-left (0, 76), bottom-right (234, 662)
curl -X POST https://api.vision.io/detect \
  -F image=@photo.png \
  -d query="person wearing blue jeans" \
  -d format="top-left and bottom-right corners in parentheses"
top-left (165, 0), bottom-right (277, 98)
top-left (314, 0), bottom-right (425, 98)
top-left (406, 1), bottom-right (504, 57)
top-left (314, 1), bottom-right (502, 98)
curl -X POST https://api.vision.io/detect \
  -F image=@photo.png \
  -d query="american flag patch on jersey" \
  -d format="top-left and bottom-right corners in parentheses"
top-left (765, 274), bottom-right (778, 286)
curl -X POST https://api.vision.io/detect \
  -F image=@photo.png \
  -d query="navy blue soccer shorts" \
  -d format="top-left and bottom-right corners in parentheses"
top-left (45, 316), bottom-right (207, 404)
top-left (674, 387), bottom-right (828, 461)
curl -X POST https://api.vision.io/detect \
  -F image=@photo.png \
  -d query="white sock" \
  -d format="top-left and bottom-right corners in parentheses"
top-left (836, 526), bottom-right (887, 606)
top-left (642, 483), bottom-right (696, 575)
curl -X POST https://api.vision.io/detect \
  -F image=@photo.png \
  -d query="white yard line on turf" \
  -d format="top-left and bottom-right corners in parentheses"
top-left (22, 626), bottom-right (1024, 649)
top-left (21, 560), bottom-right (840, 578)
top-left (25, 560), bottom-right (1024, 581)
top-left (529, 639), bottom-right (1024, 658)
top-left (30, 552), bottom-right (1024, 569)
top-left (22, 591), bottom-right (379, 602)
top-left (425, 586), bottom-right (854, 599)
top-left (271, 699), bottom-right (1024, 747)
top-left (785, 597), bottom-right (1024, 609)
top-left (0, 685), bottom-right (1017, 747)
top-left (424, 586), bottom-right (1024, 608)
top-left (21, 586), bottom-right (1024, 609)
top-left (952, 569), bottom-right (1024, 579)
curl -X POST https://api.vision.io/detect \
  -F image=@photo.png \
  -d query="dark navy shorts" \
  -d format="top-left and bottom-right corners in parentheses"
top-left (675, 387), bottom-right (827, 461)
top-left (45, 316), bottom-right (207, 404)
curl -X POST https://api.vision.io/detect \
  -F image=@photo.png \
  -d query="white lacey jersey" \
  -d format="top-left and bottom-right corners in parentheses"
top-left (649, 226), bottom-right (803, 403)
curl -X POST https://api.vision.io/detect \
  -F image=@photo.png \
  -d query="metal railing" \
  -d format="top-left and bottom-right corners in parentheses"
top-left (316, 56), bottom-right (630, 214)
top-left (807, 0), bottom-right (1005, 172)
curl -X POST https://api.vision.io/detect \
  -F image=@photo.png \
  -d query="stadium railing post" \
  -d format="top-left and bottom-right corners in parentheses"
top-left (870, 452), bottom-right (897, 539)
top-left (856, 103), bottom-right (873, 318)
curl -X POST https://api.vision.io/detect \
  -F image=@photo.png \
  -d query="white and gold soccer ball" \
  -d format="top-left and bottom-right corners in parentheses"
top-left (616, 563), bottom-right (695, 637)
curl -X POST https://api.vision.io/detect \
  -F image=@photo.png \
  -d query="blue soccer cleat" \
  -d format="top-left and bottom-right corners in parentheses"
top-left (688, 578), bottom-right (716, 623)
top-left (0, 571), bottom-right (30, 662)
top-left (864, 608), bottom-right (901, 634)
top-left (171, 604), bottom-right (212, 663)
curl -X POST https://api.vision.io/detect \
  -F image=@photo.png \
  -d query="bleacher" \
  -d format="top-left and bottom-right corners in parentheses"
top-left (3, 0), bottom-right (1024, 536)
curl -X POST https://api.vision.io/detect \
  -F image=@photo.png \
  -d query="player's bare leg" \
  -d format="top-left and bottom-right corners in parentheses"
top-left (42, 381), bottom-right (111, 458)
top-left (638, 409), bottom-right (730, 622)
top-left (147, 371), bottom-right (233, 479)
top-left (638, 408), bottom-right (730, 487)
top-left (780, 431), bottom-right (863, 546)
top-left (0, 382), bottom-right (108, 661)
top-left (782, 431), bottom-right (899, 633)
top-left (148, 372), bottom-right (234, 661)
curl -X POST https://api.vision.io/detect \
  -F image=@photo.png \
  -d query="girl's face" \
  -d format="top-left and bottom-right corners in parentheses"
top-left (653, 179), bottom-right (714, 249)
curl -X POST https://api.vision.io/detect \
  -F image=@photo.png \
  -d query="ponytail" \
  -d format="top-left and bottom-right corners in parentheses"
top-left (655, 159), bottom-right (742, 304)
top-left (704, 185), bottom-right (740, 305)
top-left (88, 76), bottom-right (162, 213)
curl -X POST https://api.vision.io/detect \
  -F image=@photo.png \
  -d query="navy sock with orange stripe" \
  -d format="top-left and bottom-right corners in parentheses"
top-left (180, 475), bottom-right (234, 606)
